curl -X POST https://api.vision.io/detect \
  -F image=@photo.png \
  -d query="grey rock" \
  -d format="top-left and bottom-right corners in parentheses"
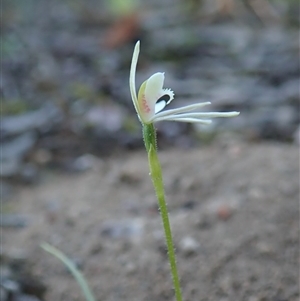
top-left (1, 279), bottom-right (20, 293)
top-left (1, 157), bottom-right (22, 177)
top-left (0, 132), bottom-right (36, 177)
top-left (0, 214), bottom-right (29, 228)
top-left (0, 132), bottom-right (36, 161)
top-left (14, 295), bottom-right (41, 301)
top-left (0, 103), bottom-right (62, 138)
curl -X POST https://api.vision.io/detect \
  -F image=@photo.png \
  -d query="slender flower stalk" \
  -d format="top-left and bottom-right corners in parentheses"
top-left (143, 123), bottom-right (183, 301)
top-left (130, 41), bottom-right (239, 301)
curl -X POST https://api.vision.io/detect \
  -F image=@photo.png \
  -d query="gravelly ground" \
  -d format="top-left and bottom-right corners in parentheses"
top-left (3, 141), bottom-right (299, 301)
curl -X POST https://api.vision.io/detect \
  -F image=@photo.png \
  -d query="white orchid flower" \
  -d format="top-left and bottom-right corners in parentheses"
top-left (130, 41), bottom-right (239, 125)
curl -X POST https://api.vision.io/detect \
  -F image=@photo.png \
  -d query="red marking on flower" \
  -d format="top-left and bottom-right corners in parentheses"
top-left (142, 94), bottom-right (150, 113)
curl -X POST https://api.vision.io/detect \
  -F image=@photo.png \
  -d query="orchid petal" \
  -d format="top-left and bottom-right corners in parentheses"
top-left (155, 100), bottom-right (167, 114)
top-left (154, 88), bottom-right (175, 114)
top-left (136, 72), bottom-right (164, 123)
top-left (129, 41), bottom-right (240, 125)
top-left (165, 111), bottom-right (240, 119)
top-left (129, 41), bottom-right (140, 116)
top-left (154, 102), bottom-right (211, 119)
top-left (154, 116), bottom-right (212, 124)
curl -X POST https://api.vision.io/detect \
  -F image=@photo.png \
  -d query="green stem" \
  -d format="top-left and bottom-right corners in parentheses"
top-left (41, 243), bottom-right (96, 301)
top-left (143, 123), bottom-right (183, 301)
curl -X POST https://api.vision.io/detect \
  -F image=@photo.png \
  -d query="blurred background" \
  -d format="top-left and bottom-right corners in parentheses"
top-left (1, 0), bottom-right (299, 179)
top-left (0, 0), bottom-right (300, 301)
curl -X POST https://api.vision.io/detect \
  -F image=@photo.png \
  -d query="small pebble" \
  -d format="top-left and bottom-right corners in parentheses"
top-left (256, 242), bottom-right (274, 255)
top-left (196, 214), bottom-right (214, 230)
top-left (88, 242), bottom-right (104, 255)
top-left (125, 262), bottom-right (136, 275)
top-left (101, 219), bottom-right (144, 240)
top-left (119, 168), bottom-right (143, 185)
top-left (180, 200), bottom-right (196, 210)
top-left (205, 197), bottom-right (240, 221)
top-left (179, 236), bottom-right (200, 256)
top-left (72, 154), bottom-right (97, 172)
top-left (217, 204), bottom-right (232, 221)
top-left (32, 149), bottom-right (52, 165)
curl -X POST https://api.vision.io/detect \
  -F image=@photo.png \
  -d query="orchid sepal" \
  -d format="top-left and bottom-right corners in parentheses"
top-left (129, 41), bottom-right (240, 125)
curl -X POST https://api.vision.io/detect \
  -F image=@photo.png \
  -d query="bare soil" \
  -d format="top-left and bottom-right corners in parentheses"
top-left (3, 141), bottom-right (299, 301)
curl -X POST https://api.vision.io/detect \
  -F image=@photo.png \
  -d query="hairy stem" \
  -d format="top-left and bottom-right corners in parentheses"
top-left (143, 123), bottom-right (183, 301)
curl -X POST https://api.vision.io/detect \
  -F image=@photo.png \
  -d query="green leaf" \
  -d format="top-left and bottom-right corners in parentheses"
top-left (41, 243), bottom-right (96, 301)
